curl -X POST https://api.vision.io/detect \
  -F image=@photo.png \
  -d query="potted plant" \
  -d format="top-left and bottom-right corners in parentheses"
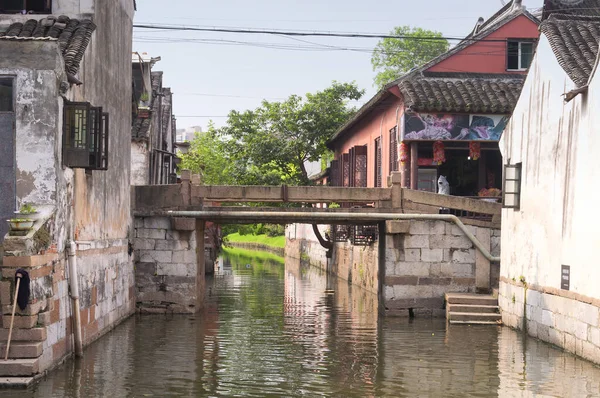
top-left (7, 218), bottom-right (34, 232)
top-left (15, 203), bottom-right (40, 220)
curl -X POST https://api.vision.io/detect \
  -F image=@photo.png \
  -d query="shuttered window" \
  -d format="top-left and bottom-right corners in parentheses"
top-left (63, 102), bottom-right (109, 170)
top-left (389, 126), bottom-right (398, 173)
top-left (374, 137), bottom-right (382, 187)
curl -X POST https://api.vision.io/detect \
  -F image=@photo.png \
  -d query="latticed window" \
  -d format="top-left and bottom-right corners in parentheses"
top-left (63, 102), bottom-right (109, 170)
top-left (374, 137), bottom-right (382, 187)
top-left (342, 153), bottom-right (350, 187)
top-left (389, 126), bottom-right (398, 173)
top-left (350, 145), bottom-right (367, 187)
top-left (330, 159), bottom-right (340, 187)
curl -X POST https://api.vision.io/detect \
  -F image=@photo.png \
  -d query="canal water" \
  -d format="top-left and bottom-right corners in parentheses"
top-left (8, 249), bottom-right (600, 397)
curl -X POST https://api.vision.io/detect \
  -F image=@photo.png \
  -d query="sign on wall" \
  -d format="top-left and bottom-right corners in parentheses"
top-left (561, 265), bottom-right (570, 290)
top-left (403, 112), bottom-right (509, 141)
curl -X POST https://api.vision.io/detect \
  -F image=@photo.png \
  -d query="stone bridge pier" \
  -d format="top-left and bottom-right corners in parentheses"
top-left (133, 216), bottom-right (205, 313)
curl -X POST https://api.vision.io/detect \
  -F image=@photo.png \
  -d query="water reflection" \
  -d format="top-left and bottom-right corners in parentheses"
top-left (6, 249), bottom-right (600, 397)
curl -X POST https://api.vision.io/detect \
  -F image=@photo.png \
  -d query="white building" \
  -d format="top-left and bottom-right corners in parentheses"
top-left (499, 7), bottom-right (600, 364)
top-left (176, 126), bottom-right (201, 143)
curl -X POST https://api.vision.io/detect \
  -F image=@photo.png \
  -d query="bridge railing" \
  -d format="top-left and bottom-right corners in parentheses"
top-left (132, 174), bottom-right (502, 228)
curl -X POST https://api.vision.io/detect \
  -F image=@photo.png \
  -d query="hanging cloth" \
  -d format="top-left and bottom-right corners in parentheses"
top-left (15, 269), bottom-right (30, 311)
top-left (399, 142), bottom-right (409, 166)
top-left (469, 142), bottom-right (481, 161)
top-left (433, 141), bottom-right (446, 165)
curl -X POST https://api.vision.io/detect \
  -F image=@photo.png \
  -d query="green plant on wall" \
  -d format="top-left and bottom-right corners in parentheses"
top-left (19, 203), bottom-right (37, 214)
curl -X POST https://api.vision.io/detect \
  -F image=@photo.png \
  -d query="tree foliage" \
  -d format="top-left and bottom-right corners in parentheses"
top-left (221, 81), bottom-right (364, 185)
top-left (371, 26), bottom-right (449, 88)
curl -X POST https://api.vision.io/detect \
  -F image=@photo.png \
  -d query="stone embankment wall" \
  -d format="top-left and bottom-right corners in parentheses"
top-left (285, 224), bottom-right (379, 295)
top-left (384, 220), bottom-right (500, 316)
top-left (0, 241), bottom-right (134, 376)
top-left (133, 216), bottom-right (204, 313)
top-left (287, 220), bottom-right (500, 317)
top-left (499, 281), bottom-right (600, 364)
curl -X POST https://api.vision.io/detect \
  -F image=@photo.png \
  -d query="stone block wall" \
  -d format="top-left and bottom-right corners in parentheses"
top-left (0, 240), bottom-right (134, 376)
top-left (133, 216), bottom-right (203, 313)
top-left (285, 223), bottom-right (379, 295)
top-left (499, 279), bottom-right (600, 364)
top-left (384, 220), bottom-right (500, 317)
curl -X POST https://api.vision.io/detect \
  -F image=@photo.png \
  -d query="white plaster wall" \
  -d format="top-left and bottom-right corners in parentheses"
top-left (500, 35), bottom-right (600, 299)
top-left (131, 141), bottom-right (149, 185)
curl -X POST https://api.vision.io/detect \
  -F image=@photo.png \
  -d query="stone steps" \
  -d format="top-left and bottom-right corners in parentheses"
top-left (0, 358), bottom-right (39, 376)
top-left (0, 376), bottom-right (36, 388)
top-left (0, 327), bottom-right (46, 342)
top-left (447, 311), bottom-right (502, 323)
top-left (446, 293), bottom-right (497, 306)
top-left (0, 342), bottom-right (43, 359)
top-left (446, 293), bottom-right (502, 325)
top-left (448, 304), bottom-right (499, 313)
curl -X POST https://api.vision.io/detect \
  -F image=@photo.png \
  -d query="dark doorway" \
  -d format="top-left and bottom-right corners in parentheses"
top-left (0, 78), bottom-right (15, 243)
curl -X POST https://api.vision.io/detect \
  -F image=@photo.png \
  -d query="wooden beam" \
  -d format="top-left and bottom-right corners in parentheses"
top-left (402, 188), bottom-right (501, 215)
top-left (410, 142), bottom-right (418, 190)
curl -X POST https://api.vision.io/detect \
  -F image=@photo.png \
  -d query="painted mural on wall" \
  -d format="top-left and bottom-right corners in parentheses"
top-left (404, 112), bottom-right (508, 141)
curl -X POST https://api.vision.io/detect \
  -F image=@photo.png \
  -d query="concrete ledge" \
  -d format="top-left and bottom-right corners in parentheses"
top-left (385, 220), bottom-right (410, 234)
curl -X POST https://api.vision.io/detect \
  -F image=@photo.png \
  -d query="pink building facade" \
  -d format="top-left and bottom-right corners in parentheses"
top-left (327, 0), bottom-right (539, 197)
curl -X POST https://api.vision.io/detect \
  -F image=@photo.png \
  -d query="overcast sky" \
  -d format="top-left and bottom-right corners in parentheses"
top-left (133, 0), bottom-right (544, 131)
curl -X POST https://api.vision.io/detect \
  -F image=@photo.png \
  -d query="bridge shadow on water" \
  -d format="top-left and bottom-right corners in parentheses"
top-left (6, 248), bottom-right (600, 397)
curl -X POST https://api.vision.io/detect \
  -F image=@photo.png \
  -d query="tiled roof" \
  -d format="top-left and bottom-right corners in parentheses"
top-left (399, 75), bottom-right (525, 114)
top-left (542, 0), bottom-right (600, 19)
top-left (0, 16), bottom-right (96, 77)
top-left (540, 14), bottom-right (600, 87)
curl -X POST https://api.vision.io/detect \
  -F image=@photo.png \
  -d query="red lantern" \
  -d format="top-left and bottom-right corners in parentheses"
top-left (433, 141), bottom-right (445, 165)
top-left (469, 142), bottom-right (481, 161)
top-left (399, 142), bottom-right (409, 165)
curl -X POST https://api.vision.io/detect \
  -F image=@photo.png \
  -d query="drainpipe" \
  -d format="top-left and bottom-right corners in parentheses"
top-left (164, 211), bottom-right (501, 262)
top-left (68, 241), bottom-right (84, 357)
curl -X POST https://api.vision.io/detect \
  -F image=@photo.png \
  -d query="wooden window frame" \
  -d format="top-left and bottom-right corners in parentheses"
top-left (63, 101), bottom-right (109, 170)
top-left (389, 126), bottom-right (398, 173)
top-left (507, 39), bottom-right (534, 71)
top-left (502, 163), bottom-right (521, 209)
top-left (374, 137), bottom-right (382, 188)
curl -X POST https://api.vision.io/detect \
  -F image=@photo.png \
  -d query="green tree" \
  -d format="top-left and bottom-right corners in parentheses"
top-left (371, 26), bottom-right (449, 88)
top-left (222, 81), bottom-right (364, 185)
top-left (179, 122), bottom-right (236, 185)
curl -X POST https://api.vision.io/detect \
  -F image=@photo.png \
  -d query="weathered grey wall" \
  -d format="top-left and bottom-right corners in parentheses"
top-left (0, 0), bottom-right (136, 378)
top-left (131, 140), bottom-right (150, 185)
top-left (133, 216), bottom-right (204, 313)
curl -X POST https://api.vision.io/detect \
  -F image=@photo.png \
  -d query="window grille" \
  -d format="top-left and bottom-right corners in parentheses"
top-left (389, 126), bottom-right (398, 173)
top-left (63, 102), bottom-right (109, 170)
top-left (374, 137), bottom-right (382, 187)
top-left (502, 163), bottom-right (521, 209)
top-left (330, 159), bottom-right (340, 187)
top-left (342, 153), bottom-right (350, 188)
top-left (350, 145), bottom-right (367, 187)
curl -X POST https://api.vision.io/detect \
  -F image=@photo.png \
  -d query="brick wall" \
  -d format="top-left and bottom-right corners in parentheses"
top-left (0, 242), bottom-right (134, 375)
top-left (384, 220), bottom-right (500, 317)
top-left (133, 216), bottom-right (203, 313)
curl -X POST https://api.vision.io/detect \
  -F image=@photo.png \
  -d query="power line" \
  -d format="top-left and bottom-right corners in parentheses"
top-left (133, 23), bottom-right (524, 43)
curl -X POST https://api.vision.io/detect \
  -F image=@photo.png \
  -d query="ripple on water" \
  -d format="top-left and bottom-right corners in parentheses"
top-left (5, 255), bottom-right (600, 397)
